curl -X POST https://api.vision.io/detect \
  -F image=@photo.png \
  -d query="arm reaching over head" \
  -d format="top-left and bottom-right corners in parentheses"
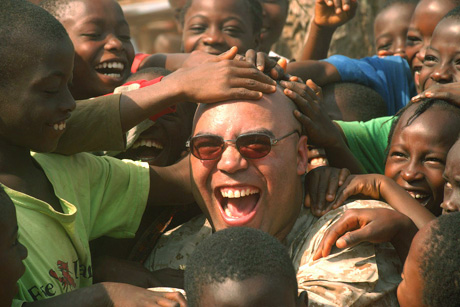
top-left (300, 0), bottom-right (358, 61)
top-left (280, 79), bottom-right (366, 174)
top-left (55, 47), bottom-right (277, 155)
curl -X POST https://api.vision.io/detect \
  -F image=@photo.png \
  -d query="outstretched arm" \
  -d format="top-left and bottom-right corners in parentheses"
top-left (300, 0), bottom-right (357, 60)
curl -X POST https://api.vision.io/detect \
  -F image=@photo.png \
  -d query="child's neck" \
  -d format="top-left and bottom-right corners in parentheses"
top-left (0, 140), bottom-right (63, 212)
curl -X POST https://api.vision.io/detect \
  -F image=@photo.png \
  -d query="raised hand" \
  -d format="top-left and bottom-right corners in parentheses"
top-left (305, 166), bottom-right (350, 216)
top-left (314, 0), bottom-right (358, 28)
top-left (312, 208), bottom-right (416, 261)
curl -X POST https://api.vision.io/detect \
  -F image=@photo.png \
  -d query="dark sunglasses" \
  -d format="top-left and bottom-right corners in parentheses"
top-left (186, 130), bottom-right (300, 160)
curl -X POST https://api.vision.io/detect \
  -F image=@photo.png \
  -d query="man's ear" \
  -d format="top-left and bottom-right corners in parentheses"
top-left (296, 290), bottom-right (309, 307)
top-left (296, 135), bottom-right (309, 175)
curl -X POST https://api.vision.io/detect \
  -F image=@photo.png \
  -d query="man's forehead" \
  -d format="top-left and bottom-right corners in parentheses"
top-left (194, 88), bottom-right (296, 131)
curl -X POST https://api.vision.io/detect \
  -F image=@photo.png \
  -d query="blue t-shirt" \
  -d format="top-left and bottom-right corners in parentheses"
top-left (323, 55), bottom-right (416, 115)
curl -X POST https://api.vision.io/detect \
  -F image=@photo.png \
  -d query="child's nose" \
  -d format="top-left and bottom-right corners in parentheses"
top-left (203, 29), bottom-right (224, 45)
top-left (441, 200), bottom-right (460, 213)
top-left (400, 162), bottom-right (424, 182)
top-left (431, 64), bottom-right (454, 84)
top-left (104, 34), bottom-right (124, 51)
top-left (415, 45), bottom-right (427, 62)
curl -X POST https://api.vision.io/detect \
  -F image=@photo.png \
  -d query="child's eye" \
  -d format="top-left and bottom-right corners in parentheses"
top-left (223, 26), bottom-right (243, 36)
top-left (118, 35), bottom-right (131, 41)
top-left (377, 43), bottom-right (391, 51)
top-left (423, 55), bottom-right (437, 65)
top-left (189, 25), bottom-right (206, 33)
top-left (406, 35), bottom-right (421, 46)
top-left (82, 33), bottom-right (102, 39)
top-left (425, 157), bottom-right (444, 165)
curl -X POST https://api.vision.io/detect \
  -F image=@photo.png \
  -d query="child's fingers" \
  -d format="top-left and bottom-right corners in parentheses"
top-left (281, 80), bottom-right (318, 103)
top-left (244, 49), bottom-right (258, 70)
top-left (306, 79), bottom-right (323, 101)
top-left (331, 176), bottom-right (354, 209)
top-left (277, 58), bottom-right (288, 71)
top-left (333, 0), bottom-right (343, 13)
top-left (294, 110), bottom-right (316, 135)
top-left (285, 88), bottom-right (316, 120)
top-left (256, 51), bottom-right (267, 72)
top-left (215, 46), bottom-right (238, 61)
top-left (338, 168), bottom-right (351, 186)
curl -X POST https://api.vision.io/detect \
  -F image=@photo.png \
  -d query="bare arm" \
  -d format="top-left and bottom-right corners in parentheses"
top-left (286, 60), bottom-right (341, 86)
top-left (300, 0), bottom-right (357, 60)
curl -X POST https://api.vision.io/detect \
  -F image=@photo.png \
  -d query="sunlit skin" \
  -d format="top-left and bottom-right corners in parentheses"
top-left (418, 18), bottom-right (460, 92)
top-left (0, 198), bottom-right (28, 306)
top-left (0, 36), bottom-right (75, 153)
top-left (190, 88), bottom-right (308, 242)
top-left (199, 276), bottom-right (308, 307)
top-left (441, 139), bottom-right (460, 214)
top-left (396, 220), bottom-right (431, 307)
top-left (182, 0), bottom-right (259, 55)
top-left (405, 0), bottom-right (457, 89)
top-left (59, 0), bottom-right (135, 99)
top-left (384, 104), bottom-right (460, 216)
top-left (374, 3), bottom-right (416, 57)
top-left (259, 0), bottom-right (289, 53)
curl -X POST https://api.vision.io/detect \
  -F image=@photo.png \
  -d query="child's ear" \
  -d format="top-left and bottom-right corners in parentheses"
top-left (297, 135), bottom-right (309, 175)
top-left (296, 290), bottom-right (309, 307)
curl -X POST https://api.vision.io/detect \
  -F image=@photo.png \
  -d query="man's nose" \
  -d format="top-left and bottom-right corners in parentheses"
top-left (217, 143), bottom-right (249, 174)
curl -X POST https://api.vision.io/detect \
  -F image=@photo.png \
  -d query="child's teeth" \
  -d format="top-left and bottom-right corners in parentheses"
top-left (220, 188), bottom-right (259, 198)
top-left (228, 190), bottom-right (234, 198)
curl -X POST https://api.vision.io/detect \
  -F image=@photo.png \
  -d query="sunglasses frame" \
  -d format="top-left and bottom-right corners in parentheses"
top-left (186, 130), bottom-right (300, 160)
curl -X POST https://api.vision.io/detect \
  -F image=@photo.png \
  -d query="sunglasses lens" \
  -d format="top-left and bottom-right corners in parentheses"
top-left (237, 134), bottom-right (271, 159)
top-left (191, 136), bottom-right (223, 160)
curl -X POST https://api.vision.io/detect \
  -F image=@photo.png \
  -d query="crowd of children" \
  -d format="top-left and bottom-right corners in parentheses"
top-left (2, 0), bottom-right (460, 305)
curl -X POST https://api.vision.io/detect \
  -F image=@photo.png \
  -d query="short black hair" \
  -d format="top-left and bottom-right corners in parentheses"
top-left (180, 0), bottom-right (263, 36)
top-left (421, 212), bottom-right (460, 306)
top-left (442, 5), bottom-right (460, 20)
top-left (0, 0), bottom-right (69, 87)
top-left (39, 0), bottom-right (78, 20)
top-left (322, 82), bottom-right (388, 121)
top-left (184, 227), bottom-right (297, 307)
top-left (385, 98), bottom-right (460, 158)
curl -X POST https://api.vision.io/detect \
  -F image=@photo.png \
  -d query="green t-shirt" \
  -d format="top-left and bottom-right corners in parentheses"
top-left (11, 152), bottom-right (149, 305)
top-left (335, 116), bottom-right (395, 174)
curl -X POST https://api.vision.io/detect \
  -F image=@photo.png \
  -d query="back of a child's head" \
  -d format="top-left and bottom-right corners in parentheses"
top-left (420, 212), bottom-right (460, 306)
top-left (322, 83), bottom-right (387, 121)
top-left (381, 0), bottom-right (419, 10)
top-left (0, 0), bottom-right (68, 87)
top-left (185, 227), bottom-right (299, 307)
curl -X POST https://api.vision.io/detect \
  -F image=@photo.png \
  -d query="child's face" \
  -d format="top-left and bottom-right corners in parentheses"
top-left (182, 0), bottom-right (259, 55)
top-left (418, 18), bottom-right (460, 92)
top-left (259, 0), bottom-right (289, 53)
top-left (396, 220), bottom-right (429, 307)
top-left (199, 276), bottom-right (307, 307)
top-left (406, 0), bottom-right (456, 79)
top-left (0, 197), bottom-right (28, 305)
top-left (0, 37), bottom-right (75, 153)
top-left (384, 104), bottom-right (460, 216)
top-left (374, 3), bottom-right (415, 57)
top-left (60, 0), bottom-right (135, 99)
top-left (118, 103), bottom-right (195, 166)
top-left (441, 139), bottom-right (460, 214)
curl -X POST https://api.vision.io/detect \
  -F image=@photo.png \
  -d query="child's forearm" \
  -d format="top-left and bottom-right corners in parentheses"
top-left (286, 60), bottom-right (341, 86)
top-left (379, 176), bottom-right (436, 229)
top-left (299, 22), bottom-right (336, 61)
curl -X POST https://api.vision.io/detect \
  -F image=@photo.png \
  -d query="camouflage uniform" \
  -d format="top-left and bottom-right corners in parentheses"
top-left (145, 200), bottom-right (401, 306)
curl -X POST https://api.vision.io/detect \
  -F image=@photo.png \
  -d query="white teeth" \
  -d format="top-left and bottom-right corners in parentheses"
top-left (132, 139), bottom-right (164, 149)
top-left (407, 191), bottom-right (429, 199)
top-left (220, 188), bottom-right (259, 198)
top-left (310, 157), bottom-right (327, 166)
top-left (52, 122), bottom-right (66, 131)
top-left (95, 62), bottom-right (125, 71)
top-left (104, 73), bottom-right (122, 78)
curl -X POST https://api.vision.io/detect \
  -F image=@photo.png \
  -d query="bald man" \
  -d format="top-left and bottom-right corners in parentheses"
top-left (146, 87), bottom-right (401, 306)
